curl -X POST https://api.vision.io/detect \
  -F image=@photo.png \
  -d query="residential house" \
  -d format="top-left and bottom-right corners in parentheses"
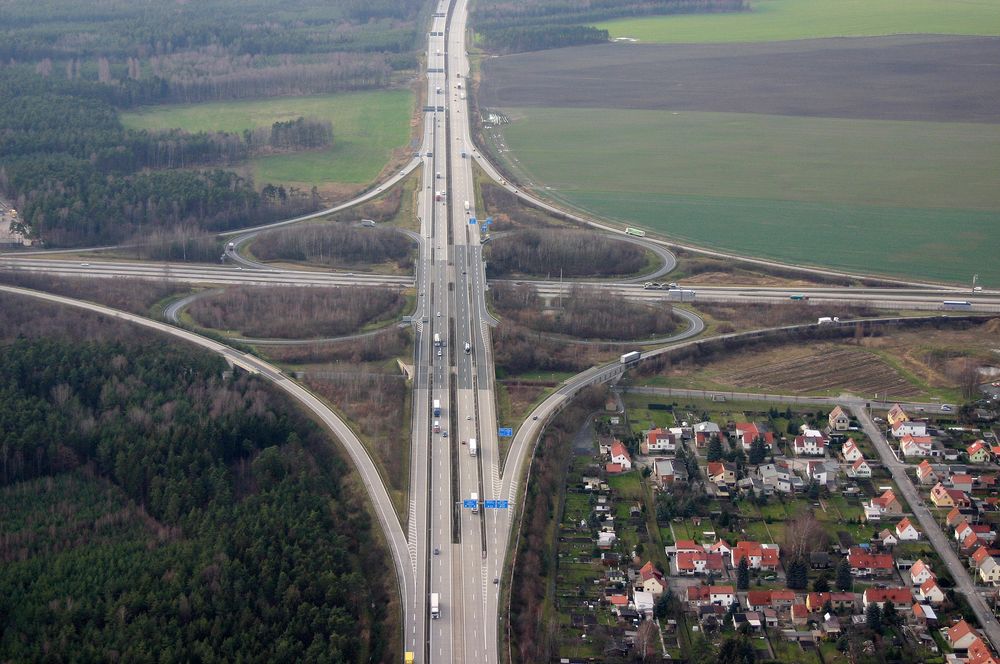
top-left (731, 541), bottom-right (781, 571)
top-left (642, 428), bottom-right (677, 455)
top-left (732, 422), bottom-right (774, 452)
top-left (828, 406), bottom-right (851, 431)
top-left (918, 578), bottom-right (945, 604)
top-left (606, 462), bottom-right (625, 474)
top-left (967, 639), bottom-right (1000, 664)
top-left (956, 520), bottom-right (976, 543)
top-left (872, 489), bottom-right (904, 515)
top-left (806, 592), bottom-right (856, 612)
top-left (948, 619), bottom-right (980, 651)
top-left (895, 517), bottom-right (920, 541)
top-left (909, 559), bottom-right (935, 586)
top-left (790, 604), bottom-right (809, 626)
top-left (892, 420), bottom-right (928, 438)
top-left (598, 531), bottom-right (617, 549)
top-left (917, 460), bottom-right (938, 484)
top-left (848, 547), bottom-right (894, 577)
top-left (654, 459), bottom-right (676, 488)
top-left (946, 506), bottom-right (966, 528)
top-left (694, 421), bottom-right (721, 448)
top-left (633, 590), bottom-right (656, 616)
top-left (951, 474), bottom-right (975, 493)
top-left (810, 551), bottom-right (832, 569)
top-left (675, 551), bottom-right (725, 576)
top-left (707, 461), bottom-right (737, 487)
top-left (673, 540), bottom-right (702, 555)
top-left (745, 590), bottom-right (774, 612)
top-left (878, 529), bottom-right (898, 546)
top-left (794, 428), bottom-right (828, 456)
top-left (972, 546), bottom-right (994, 570)
top-left (709, 540), bottom-right (732, 558)
top-left (610, 440), bottom-right (633, 470)
top-left (911, 602), bottom-right (938, 627)
top-left (822, 613), bottom-right (842, 637)
top-left (686, 585), bottom-right (710, 606)
top-left (968, 440), bottom-right (991, 464)
top-left (609, 594), bottom-right (629, 611)
top-left (900, 435), bottom-right (934, 458)
top-left (964, 531), bottom-right (986, 554)
top-left (979, 557), bottom-right (1000, 585)
top-left (931, 482), bottom-right (969, 508)
top-left (709, 585), bottom-right (737, 607)
top-left (849, 458), bottom-right (872, 478)
top-left (863, 587), bottom-right (912, 611)
top-left (806, 460), bottom-right (834, 485)
top-left (842, 440), bottom-right (864, 462)
top-left (639, 561), bottom-right (666, 596)
top-left (887, 403), bottom-right (909, 427)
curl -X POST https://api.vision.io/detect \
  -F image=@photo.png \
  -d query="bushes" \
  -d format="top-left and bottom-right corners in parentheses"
top-left (188, 286), bottom-right (405, 338)
top-left (253, 222), bottom-right (413, 268)
top-left (486, 228), bottom-right (646, 278)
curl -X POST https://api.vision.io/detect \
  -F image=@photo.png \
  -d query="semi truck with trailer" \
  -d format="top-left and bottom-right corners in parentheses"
top-left (625, 227), bottom-right (646, 237)
top-left (469, 438), bottom-right (477, 456)
top-left (430, 593), bottom-right (440, 619)
top-left (665, 288), bottom-right (696, 303)
top-left (434, 333), bottom-right (442, 347)
top-left (471, 492), bottom-right (479, 513)
top-left (464, 200), bottom-right (470, 212)
top-left (433, 399), bottom-right (441, 417)
top-left (620, 351), bottom-right (641, 364)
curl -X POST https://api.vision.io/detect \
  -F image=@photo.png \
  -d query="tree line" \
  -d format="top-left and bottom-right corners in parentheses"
top-left (473, 0), bottom-right (748, 52)
top-left (0, 323), bottom-right (394, 661)
top-left (485, 229), bottom-right (648, 278)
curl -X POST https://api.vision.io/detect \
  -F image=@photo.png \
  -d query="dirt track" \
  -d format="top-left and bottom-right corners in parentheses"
top-left (480, 35), bottom-right (1000, 123)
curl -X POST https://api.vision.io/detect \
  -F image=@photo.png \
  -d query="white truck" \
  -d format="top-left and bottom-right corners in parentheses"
top-left (470, 492), bottom-right (479, 513)
top-left (620, 351), bottom-right (641, 364)
top-left (430, 593), bottom-right (440, 619)
top-left (464, 200), bottom-right (470, 212)
top-left (432, 399), bottom-right (441, 417)
top-left (227, 241), bottom-right (236, 251)
top-left (817, 317), bottom-right (841, 324)
top-left (666, 288), bottom-right (696, 302)
top-left (464, 341), bottom-right (471, 353)
top-left (434, 332), bottom-right (442, 347)
top-left (469, 438), bottom-right (477, 456)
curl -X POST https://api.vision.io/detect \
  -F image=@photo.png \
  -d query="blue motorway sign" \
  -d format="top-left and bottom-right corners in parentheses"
top-left (484, 500), bottom-right (510, 509)
top-left (485, 217), bottom-right (492, 225)
top-left (463, 499), bottom-right (478, 509)
top-left (498, 427), bottom-right (513, 437)
top-left (469, 217), bottom-right (477, 225)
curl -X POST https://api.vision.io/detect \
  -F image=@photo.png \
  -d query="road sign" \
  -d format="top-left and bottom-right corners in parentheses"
top-left (463, 499), bottom-right (477, 509)
top-left (469, 217), bottom-right (477, 225)
top-left (483, 500), bottom-right (509, 509)
top-left (498, 427), bottom-right (513, 437)
top-left (484, 500), bottom-right (497, 509)
top-left (485, 217), bottom-right (492, 225)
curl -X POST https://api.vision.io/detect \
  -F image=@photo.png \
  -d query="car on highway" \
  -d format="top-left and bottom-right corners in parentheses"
top-left (941, 405), bottom-right (954, 412)
top-left (442, 430), bottom-right (447, 438)
top-left (533, 415), bottom-right (538, 420)
top-left (434, 547), bottom-right (439, 555)
top-left (79, 263), bottom-right (90, 266)
top-left (466, 415), bottom-right (471, 420)
top-left (436, 311), bottom-right (441, 317)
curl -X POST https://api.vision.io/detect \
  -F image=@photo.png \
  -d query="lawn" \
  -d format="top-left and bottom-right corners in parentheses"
top-left (595, 0), bottom-right (1000, 43)
top-left (121, 90), bottom-right (414, 186)
top-left (496, 107), bottom-right (1000, 284)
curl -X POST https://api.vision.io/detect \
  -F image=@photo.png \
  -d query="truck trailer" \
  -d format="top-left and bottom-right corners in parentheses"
top-left (469, 438), bottom-right (477, 456)
top-left (432, 399), bottom-right (441, 417)
top-left (430, 593), bottom-right (440, 619)
top-left (620, 351), bottom-right (641, 364)
top-left (666, 288), bottom-right (696, 303)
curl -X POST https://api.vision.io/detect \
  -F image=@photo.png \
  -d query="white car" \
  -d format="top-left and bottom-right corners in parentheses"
top-left (437, 311), bottom-right (441, 317)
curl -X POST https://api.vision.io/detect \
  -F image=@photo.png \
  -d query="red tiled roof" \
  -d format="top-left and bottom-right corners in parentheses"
top-left (864, 588), bottom-right (911, 604)
top-left (674, 540), bottom-right (700, 552)
top-left (746, 590), bottom-right (771, 607)
top-left (610, 594), bottom-right (629, 606)
top-left (610, 440), bottom-right (630, 461)
top-left (848, 547), bottom-right (894, 571)
top-left (948, 619), bottom-right (975, 645)
top-left (873, 489), bottom-right (898, 508)
top-left (710, 585), bottom-right (734, 595)
top-left (606, 462), bottom-right (624, 473)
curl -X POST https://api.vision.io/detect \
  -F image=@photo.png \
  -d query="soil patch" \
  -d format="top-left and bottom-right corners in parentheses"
top-left (480, 35), bottom-right (1000, 123)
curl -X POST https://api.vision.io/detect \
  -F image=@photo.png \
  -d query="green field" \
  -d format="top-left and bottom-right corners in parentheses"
top-left (496, 107), bottom-right (1000, 284)
top-left (596, 0), bottom-right (1000, 43)
top-left (122, 90), bottom-right (414, 185)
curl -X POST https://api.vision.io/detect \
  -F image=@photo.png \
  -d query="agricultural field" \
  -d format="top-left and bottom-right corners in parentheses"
top-left (121, 90), bottom-right (414, 190)
top-left (594, 0), bottom-right (1000, 43)
top-left (637, 318), bottom-right (1000, 400)
top-left (479, 36), bottom-right (1000, 284)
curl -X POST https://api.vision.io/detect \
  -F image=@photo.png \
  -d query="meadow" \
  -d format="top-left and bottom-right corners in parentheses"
top-left (494, 107), bottom-right (1000, 284)
top-left (122, 90), bottom-right (414, 186)
top-left (595, 0), bottom-right (1000, 43)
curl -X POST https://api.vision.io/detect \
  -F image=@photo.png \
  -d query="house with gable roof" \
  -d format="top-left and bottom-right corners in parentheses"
top-left (948, 619), bottom-right (980, 650)
top-left (900, 435), bottom-right (934, 458)
top-left (732, 422), bottom-right (773, 451)
top-left (841, 440), bottom-right (864, 462)
top-left (909, 559), bottom-right (935, 586)
top-left (887, 404), bottom-right (909, 427)
top-left (828, 406), bottom-right (850, 431)
top-left (731, 541), bottom-right (780, 571)
top-left (610, 440), bottom-right (632, 470)
top-left (918, 578), bottom-right (945, 604)
top-left (642, 428), bottom-right (677, 455)
top-left (896, 517), bottom-right (919, 541)
top-left (968, 440), bottom-right (991, 463)
top-left (863, 587), bottom-right (912, 611)
top-left (916, 460), bottom-right (938, 484)
top-left (638, 561), bottom-right (666, 596)
top-left (848, 458), bottom-right (872, 478)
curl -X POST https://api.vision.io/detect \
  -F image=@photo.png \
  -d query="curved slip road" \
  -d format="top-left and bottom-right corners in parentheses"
top-left (0, 283), bottom-right (415, 654)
